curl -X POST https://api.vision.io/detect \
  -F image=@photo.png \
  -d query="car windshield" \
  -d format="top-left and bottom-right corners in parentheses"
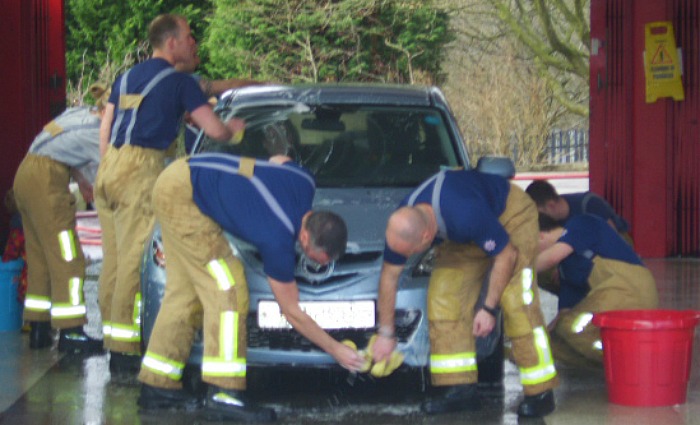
top-left (194, 103), bottom-right (461, 188)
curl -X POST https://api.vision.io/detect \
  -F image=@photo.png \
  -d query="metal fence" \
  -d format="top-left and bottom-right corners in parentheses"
top-left (546, 129), bottom-right (589, 164)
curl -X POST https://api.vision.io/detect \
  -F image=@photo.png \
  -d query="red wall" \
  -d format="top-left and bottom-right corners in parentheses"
top-left (0, 0), bottom-right (65, 247)
top-left (590, 0), bottom-right (699, 257)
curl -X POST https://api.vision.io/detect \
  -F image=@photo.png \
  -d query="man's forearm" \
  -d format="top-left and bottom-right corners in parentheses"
top-left (485, 244), bottom-right (518, 308)
top-left (283, 305), bottom-right (339, 353)
top-left (377, 263), bottom-right (402, 333)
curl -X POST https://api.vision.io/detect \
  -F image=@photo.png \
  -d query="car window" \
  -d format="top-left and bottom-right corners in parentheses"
top-left (194, 103), bottom-right (461, 188)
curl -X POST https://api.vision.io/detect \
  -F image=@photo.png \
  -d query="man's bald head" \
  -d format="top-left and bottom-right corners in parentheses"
top-left (386, 206), bottom-right (431, 257)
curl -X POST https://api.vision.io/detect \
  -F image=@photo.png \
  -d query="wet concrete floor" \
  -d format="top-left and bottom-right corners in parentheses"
top-left (2, 258), bottom-right (700, 424)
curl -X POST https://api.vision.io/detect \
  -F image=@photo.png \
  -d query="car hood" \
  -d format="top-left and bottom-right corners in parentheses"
top-left (314, 187), bottom-right (410, 253)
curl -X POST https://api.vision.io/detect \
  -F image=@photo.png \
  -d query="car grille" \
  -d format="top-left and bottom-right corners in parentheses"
top-left (252, 251), bottom-right (383, 286)
top-left (246, 309), bottom-right (421, 351)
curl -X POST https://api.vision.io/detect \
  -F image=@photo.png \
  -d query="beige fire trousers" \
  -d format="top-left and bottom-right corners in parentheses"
top-left (427, 184), bottom-right (559, 396)
top-left (13, 154), bottom-right (87, 328)
top-left (138, 158), bottom-right (249, 391)
top-left (551, 257), bottom-right (658, 367)
top-left (94, 144), bottom-right (166, 354)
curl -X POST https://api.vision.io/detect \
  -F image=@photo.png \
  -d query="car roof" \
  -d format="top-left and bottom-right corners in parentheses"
top-left (220, 83), bottom-right (449, 108)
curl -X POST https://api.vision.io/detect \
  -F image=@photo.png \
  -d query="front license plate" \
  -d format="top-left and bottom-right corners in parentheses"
top-left (257, 300), bottom-right (375, 330)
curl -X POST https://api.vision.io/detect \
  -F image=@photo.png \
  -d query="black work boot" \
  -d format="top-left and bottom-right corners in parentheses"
top-left (29, 321), bottom-right (53, 349)
top-left (137, 383), bottom-right (203, 411)
top-left (109, 351), bottom-right (143, 375)
top-left (204, 387), bottom-right (276, 423)
top-left (517, 389), bottom-right (555, 417)
top-left (58, 326), bottom-right (104, 354)
top-left (420, 384), bottom-right (481, 415)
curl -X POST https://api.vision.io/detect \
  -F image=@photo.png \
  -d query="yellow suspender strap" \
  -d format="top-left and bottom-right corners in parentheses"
top-left (238, 157), bottom-right (255, 178)
top-left (43, 121), bottom-right (64, 137)
top-left (119, 94), bottom-right (144, 110)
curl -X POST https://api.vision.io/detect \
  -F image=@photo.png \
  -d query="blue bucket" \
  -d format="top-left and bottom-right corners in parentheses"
top-left (0, 259), bottom-right (24, 332)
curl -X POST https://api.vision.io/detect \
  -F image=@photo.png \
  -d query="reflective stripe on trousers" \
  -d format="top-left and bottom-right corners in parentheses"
top-left (110, 293), bottom-right (142, 343)
top-left (142, 351), bottom-right (185, 381)
top-left (57, 229), bottom-right (79, 263)
top-left (519, 327), bottom-right (557, 385)
top-left (25, 275), bottom-right (86, 319)
top-left (429, 352), bottom-right (477, 374)
top-left (25, 295), bottom-right (52, 312)
top-left (202, 259), bottom-right (246, 378)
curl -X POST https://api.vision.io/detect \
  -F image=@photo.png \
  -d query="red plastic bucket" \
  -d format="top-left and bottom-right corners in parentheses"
top-left (593, 309), bottom-right (700, 406)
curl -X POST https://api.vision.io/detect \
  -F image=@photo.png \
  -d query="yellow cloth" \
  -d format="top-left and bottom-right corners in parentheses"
top-left (342, 335), bottom-right (404, 377)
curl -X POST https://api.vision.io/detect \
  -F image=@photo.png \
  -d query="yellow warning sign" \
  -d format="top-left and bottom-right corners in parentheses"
top-left (650, 45), bottom-right (673, 65)
top-left (644, 22), bottom-right (684, 103)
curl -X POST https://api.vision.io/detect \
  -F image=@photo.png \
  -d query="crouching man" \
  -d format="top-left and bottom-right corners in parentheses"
top-left (536, 214), bottom-right (658, 367)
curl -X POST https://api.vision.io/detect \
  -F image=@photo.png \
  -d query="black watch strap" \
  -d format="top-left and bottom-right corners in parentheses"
top-left (481, 304), bottom-right (499, 318)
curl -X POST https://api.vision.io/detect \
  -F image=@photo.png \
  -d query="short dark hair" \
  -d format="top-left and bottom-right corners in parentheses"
top-left (538, 213), bottom-right (563, 232)
top-left (526, 180), bottom-right (560, 207)
top-left (148, 14), bottom-right (184, 49)
top-left (305, 210), bottom-right (347, 260)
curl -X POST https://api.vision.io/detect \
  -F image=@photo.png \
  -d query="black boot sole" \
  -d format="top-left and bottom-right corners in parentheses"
top-left (109, 353), bottom-right (142, 374)
top-left (58, 338), bottom-right (104, 354)
top-left (203, 405), bottom-right (277, 423)
top-left (517, 391), bottom-right (555, 417)
top-left (29, 322), bottom-right (53, 349)
top-left (138, 397), bottom-right (203, 412)
top-left (29, 336), bottom-right (53, 349)
top-left (421, 399), bottom-right (481, 415)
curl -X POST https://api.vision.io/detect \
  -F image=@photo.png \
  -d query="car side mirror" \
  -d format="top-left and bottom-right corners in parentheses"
top-left (476, 156), bottom-right (516, 179)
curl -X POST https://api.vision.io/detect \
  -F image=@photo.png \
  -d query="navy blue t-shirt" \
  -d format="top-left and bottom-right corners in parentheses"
top-left (563, 192), bottom-right (629, 233)
top-left (108, 58), bottom-right (208, 150)
top-left (189, 153), bottom-right (315, 282)
top-left (557, 214), bottom-right (643, 309)
top-left (383, 169), bottom-right (511, 265)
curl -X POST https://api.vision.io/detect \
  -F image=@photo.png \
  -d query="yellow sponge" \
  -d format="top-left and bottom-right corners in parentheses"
top-left (341, 339), bottom-right (372, 372)
top-left (364, 334), bottom-right (404, 378)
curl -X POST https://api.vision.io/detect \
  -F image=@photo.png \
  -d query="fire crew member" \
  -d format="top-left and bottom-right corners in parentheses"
top-left (137, 154), bottom-right (362, 422)
top-left (372, 169), bottom-right (559, 418)
top-left (536, 214), bottom-right (658, 367)
top-left (13, 83), bottom-right (109, 352)
top-left (526, 179), bottom-right (633, 296)
top-left (95, 14), bottom-right (245, 373)
top-left (526, 180), bottom-right (631, 242)
top-left (174, 48), bottom-right (262, 153)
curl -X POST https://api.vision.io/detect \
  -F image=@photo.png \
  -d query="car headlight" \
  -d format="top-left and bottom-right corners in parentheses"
top-left (411, 247), bottom-right (436, 277)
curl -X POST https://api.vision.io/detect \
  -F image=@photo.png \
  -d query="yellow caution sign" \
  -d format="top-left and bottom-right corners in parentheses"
top-left (644, 22), bottom-right (684, 103)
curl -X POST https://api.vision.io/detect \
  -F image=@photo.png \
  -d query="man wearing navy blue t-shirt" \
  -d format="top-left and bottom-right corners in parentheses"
top-left (372, 169), bottom-right (558, 418)
top-left (536, 214), bottom-right (657, 367)
top-left (526, 179), bottom-right (631, 241)
top-left (94, 14), bottom-right (246, 373)
top-left (137, 154), bottom-right (361, 421)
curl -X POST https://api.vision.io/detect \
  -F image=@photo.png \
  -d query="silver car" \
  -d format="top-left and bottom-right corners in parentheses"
top-left (140, 84), bottom-right (509, 382)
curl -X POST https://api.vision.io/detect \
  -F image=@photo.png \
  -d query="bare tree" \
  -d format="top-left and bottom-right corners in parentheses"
top-left (443, 41), bottom-right (555, 167)
top-left (445, 0), bottom-right (589, 118)
top-left (438, 0), bottom-right (588, 168)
